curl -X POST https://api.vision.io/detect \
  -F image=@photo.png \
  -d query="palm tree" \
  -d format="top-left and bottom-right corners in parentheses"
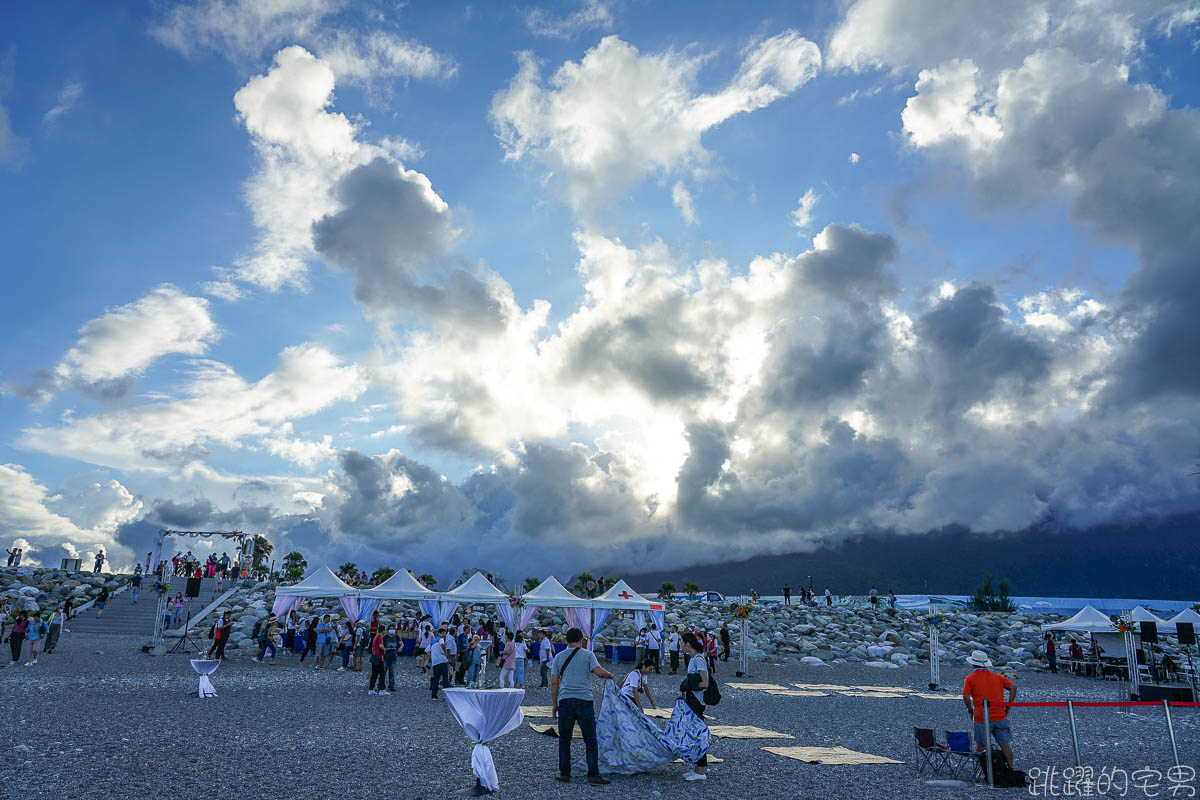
top-left (524, 577), bottom-right (541, 593)
top-left (337, 562), bottom-right (357, 580)
top-left (574, 572), bottom-right (596, 597)
top-left (658, 581), bottom-right (676, 600)
top-left (250, 534), bottom-right (272, 571)
top-left (282, 551), bottom-right (307, 580)
top-left (418, 573), bottom-right (437, 588)
top-left (372, 566), bottom-right (396, 584)
top-left (683, 581), bottom-right (699, 599)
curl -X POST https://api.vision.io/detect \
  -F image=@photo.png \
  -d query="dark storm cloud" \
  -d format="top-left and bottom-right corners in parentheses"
top-left (916, 283), bottom-right (1050, 415)
top-left (313, 156), bottom-right (505, 330)
top-left (563, 291), bottom-right (711, 403)
top-left (791, 223), bottom-right (898, 302)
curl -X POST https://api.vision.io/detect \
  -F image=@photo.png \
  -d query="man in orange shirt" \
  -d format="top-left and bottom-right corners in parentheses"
top-left (962, 650), bottom-right (1017, 768)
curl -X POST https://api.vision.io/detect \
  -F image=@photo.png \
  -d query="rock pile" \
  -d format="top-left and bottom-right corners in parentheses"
top-left (1, 567), bottom-right (130, 615)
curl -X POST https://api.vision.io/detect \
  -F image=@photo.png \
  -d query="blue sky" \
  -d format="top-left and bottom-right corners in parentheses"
top-left (1, 0), bottom-right (1198, 578)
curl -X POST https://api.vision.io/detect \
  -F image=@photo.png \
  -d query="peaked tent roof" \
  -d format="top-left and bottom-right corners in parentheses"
top-left (591, 579), bottom-right (655, 611)
top-left (520, 576), bottom-right (591, 608)
top-left (359, 569), bottom-right (439, 601)
top-left (1168, 607), bottom-right (1200, 625)
top-left (441, 572), bottom-right (509, 604)
top-left (275, 566), bottom-right (357, 598)
top-left (1041, 604), bottom-right (1117, 632)
top-left (1129, 605), bottom-right (1176, 633)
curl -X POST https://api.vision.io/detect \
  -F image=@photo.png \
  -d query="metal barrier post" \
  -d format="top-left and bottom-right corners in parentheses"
top-left (1162, 700), bottom-right (1180, 768)
top-left (928, 625), bottom-right (940, 690)
top-left (1066, 700), bottom-right (1082, 767)
top-left (983, 699), bottom-right (994, 788)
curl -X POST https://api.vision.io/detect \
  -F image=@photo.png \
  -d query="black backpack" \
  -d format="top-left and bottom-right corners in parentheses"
top-left (983, 750), bottom-right (1027, 788)
top-left (251, 619), bottom-right (262, 639)
top-left (703, 673), bottom-right (722, 706)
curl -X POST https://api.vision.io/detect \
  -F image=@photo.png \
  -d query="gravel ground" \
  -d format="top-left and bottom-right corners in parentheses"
top-left (1, 636), bottom-right (1195, 800)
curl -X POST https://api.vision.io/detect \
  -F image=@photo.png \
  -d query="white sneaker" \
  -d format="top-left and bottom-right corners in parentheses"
top-left (379, 690), bottom-right (391, 695)
top-left (337, 667), bottom-right (345, 672)
top-left (683, 771), bottom-right (707, 781)
top-left (7, 660), bottom-right (14, 666)
top-left (31, 659), bottom-right (37, 665)
top-left (24, 662), bottom-right (32, 666)
top-left (368, 690), bottom-right (379, 695)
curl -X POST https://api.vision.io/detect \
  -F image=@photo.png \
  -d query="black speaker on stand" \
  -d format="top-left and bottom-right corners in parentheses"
top-left (1177, 622), bottom-right (1197, 702)
top-left (185, 577), bottom-right (202, 598)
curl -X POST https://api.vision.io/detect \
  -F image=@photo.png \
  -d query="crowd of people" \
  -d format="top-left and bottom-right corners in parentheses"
top-left (1, 595), bottom-right (79, 667)
top-left (163, 550), bottom-right (239, 580)
top-left (224, 605), bottom-right (715, 785)
top-left (749, 583), bottom-right (899, 609)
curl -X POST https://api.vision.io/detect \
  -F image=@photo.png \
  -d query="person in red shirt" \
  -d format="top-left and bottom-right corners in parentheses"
top-left (962, 650), bottom-right (1017, 768)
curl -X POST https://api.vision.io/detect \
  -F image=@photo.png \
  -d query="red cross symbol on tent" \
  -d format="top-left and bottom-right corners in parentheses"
top-left (617, 590), bottom-right (633, 599)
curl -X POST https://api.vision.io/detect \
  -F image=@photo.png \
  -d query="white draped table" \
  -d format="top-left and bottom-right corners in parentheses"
top-left (442, 688), bottom-right (525, 794)
top-left (189, 658), bottom-right (220, 698)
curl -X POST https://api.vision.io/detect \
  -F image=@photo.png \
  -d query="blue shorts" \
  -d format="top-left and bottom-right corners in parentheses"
top-left (974, 717), bottom-right (1013, 747)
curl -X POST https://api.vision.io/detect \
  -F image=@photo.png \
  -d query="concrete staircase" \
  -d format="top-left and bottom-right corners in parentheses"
top-left (69, 576), bottom-right (227, 638)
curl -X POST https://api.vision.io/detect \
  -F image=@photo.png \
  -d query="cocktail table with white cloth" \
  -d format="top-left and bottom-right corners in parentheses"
top-left (189, 659), bottom-right (220, 698)
top-left (442, 688), bottom-right (525, 795)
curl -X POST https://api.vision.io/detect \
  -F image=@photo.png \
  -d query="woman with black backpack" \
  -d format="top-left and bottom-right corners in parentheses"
top-left (678, 633), bottom-right (712, 782)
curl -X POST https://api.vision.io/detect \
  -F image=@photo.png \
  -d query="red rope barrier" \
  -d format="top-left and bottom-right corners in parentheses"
top-left (996, 700), bottom-right (1199, 708)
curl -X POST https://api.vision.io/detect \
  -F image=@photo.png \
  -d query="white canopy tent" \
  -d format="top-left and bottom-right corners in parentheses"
top-left (434, 572), bottom-right (511, 630)
top-left (1168, 608), bottom-right (1200, 627)
top-left (354, 569), bottom-right (440, 624)
top-left (1041, 604), bottom-right (1117, 632)
top-left (513, 576), bottom-right (589, 633)
top-left (520, 576), bottom-right (590, 608)
top-left (359, 569), bottom-right (438, 601)
top-left (272, 566), bottom-right (357, 619)
top-left (591, 579), bottom-right (653, 611)
top-left (443, 572), bottom-right (510, 603)
top-left (275, 566), bottom-right (357, 598)
top-left (1129, 605), bottom-right (1176, 634)
top-left (575, 579), bottom-right (666, 647)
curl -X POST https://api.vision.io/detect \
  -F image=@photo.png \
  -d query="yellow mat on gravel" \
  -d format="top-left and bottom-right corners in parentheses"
top-left (709, 725), bottom-right (794, 739)
top-left (910, 692), bottom-right (959, 700)
top-left (675, 756), bottom-right (724, 764)
top-left (725, 682), bottom-right (791, 691)
top-left (763, 746), bottom-right (904, 765)
top-left (835, 690), bottom-right (907, 698)
top-left (763, 690), bottom-right (830, 697)
top-left (791, 683), bottom-right (917, 693)
top-left (521, 706), bottom-right (555, 717)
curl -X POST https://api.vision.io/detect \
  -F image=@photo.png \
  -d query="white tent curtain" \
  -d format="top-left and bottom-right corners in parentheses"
top-left (495, 602), bottom-right (516, 631)
top-left (339, 596), bottom-right (359, 622)
top-left (356, 598), bottom-right (381, 622)
top-left (420, 599), bottom-right (458, 628)
top-left (518, 605), bottom-right (539, 630)
top-left (649, 609), bottom-right (665, 632)
top-left (272, 595), bottom-right (302, 618)
top-left (633, 611), bottom-right (646, 631)
top-left (564, 607), bottom-right (610, 643)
